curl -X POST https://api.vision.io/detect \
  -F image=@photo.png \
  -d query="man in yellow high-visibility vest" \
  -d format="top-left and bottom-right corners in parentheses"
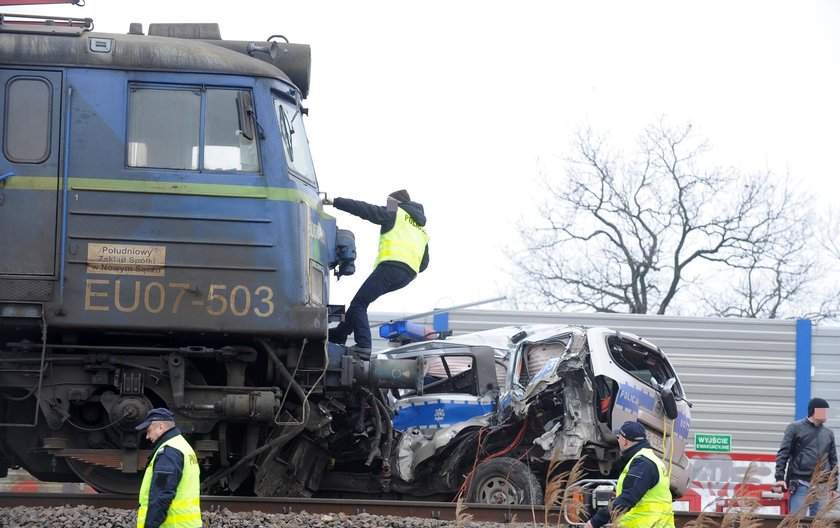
top-left (585, 420), bottom-right (674, 528)
top-left (324, 189), bottom-right (430, 359)
top-left (135, 408), bottom-right (202, 528)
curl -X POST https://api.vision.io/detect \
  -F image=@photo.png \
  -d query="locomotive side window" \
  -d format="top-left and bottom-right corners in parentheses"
top-left (4, 77), bottom-right (51, 163)
top-left (127, 86), bottom-right (259, 172)
top-left (128, 87), bottom-right (200, 169)
top-left (274, 96), bottom-right (316, 184)
top-left (205, 89), bottom-right (259, 171)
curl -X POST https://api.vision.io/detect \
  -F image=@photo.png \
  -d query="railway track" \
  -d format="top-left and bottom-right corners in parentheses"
top-left (0, 492), bottom-right (811, 527)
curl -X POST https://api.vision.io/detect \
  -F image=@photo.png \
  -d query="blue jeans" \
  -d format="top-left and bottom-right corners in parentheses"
top-left (788, 481), bottom-right (821, 517)
top-left (333, 264), bottom-right (414, 349)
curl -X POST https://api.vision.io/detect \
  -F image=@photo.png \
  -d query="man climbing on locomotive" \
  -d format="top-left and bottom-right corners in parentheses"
top-left (324, 189), bottom-right (429, 359)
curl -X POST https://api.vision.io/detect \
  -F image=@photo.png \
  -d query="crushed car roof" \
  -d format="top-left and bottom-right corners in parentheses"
top-left (378, 323), bottom-right (652, 356)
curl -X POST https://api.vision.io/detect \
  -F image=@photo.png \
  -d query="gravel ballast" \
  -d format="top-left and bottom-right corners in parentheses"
top-left (0, 505), bottom-right (545, 528)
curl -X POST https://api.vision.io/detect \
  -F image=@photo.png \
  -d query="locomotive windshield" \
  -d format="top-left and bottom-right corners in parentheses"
top-left (274, 95), bottom-right (316, 184)
top-left (127, 85), bottom-right (259, 172)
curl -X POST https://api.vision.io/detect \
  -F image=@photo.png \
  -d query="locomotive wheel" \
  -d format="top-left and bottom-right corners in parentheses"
top-left (66, 458), bottom-right (143, 495)
top-left (467, 457), bottom-right (543, 505)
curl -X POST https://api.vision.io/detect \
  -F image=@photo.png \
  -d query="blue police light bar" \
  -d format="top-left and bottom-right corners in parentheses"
top-left (433, 312), bottom-right (449, 333)
top-left (379, 320), bottom-right (432, 341)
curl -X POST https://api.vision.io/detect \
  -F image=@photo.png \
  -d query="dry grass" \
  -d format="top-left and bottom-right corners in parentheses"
top-left (542, 448), bottom-right (566, 512)
top-left (800, 455), bottom-right (831, 515)
top-left (778, 456), bottom-right (838, 527)
top-left (716, 462), bottom-right (762, 528)
top-left (542, 452), bottom-right (587, 527)
top-left (558, 457), bottom-right (587, 527)
top-left (808, 464), bottom-right (839, 528)
top-left (527, 451), bottom-right (839, 528)
top-left (811, 494), bottom-right (840, 528)
top-left (683, 510), bottom-right (722, 528)
top-left (608, 505), bottom-right (627, 527)
top-left (505, 513), bottom-right (518, 528)
top-left (455, 496), bottom-right (474, 527)
top-left (682, 461), bottom-right (838, 528)
top-left (777, 506), bottom-right (808, 527)
top-left (542, 449), bottom-right (566, 526)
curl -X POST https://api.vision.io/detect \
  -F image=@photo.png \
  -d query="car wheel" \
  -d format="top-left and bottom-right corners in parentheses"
top-left (467, 457), bottom-right (543, 505)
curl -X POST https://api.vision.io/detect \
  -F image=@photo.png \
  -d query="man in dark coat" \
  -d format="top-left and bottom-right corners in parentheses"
top-left (774, 397), bottom-right (838, 516)
top-left (324, 190), bottom-right (429, 358)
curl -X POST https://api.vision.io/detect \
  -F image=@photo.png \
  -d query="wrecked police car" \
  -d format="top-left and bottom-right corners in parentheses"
top-left (318, 324), bottom-right (691, 505)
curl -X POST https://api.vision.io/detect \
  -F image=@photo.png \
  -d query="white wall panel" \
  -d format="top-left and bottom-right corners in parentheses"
top-left (811, 325), bottom-right (840, 466)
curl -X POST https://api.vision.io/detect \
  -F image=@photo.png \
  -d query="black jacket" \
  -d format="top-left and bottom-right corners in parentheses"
top-left (590, 440), bottom-right (662, 528)
top-left (333, 197), bottom-right (429, 275)
top-left (775, 418), bottom-right (838, 489)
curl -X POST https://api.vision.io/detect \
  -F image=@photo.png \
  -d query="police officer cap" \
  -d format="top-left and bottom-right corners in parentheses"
top-left (134, 407), bottom-right (175, 430)
top-left (614, 420), bottom-right (647, 441)
top-left (388, 189), bottom-right (410, 203)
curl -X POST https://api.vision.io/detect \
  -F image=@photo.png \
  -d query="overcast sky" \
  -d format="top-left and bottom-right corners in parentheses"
top-left (8, 0), bottom-right (840, 317)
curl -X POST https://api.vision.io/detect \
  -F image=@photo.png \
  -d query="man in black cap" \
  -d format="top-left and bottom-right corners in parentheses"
top-left (774, 397), bottom-right (837, 516)
top-left (135, 408), bottom-right (202, 528)
top-left (323, 190), bottom-right (429, 359)
top-left (585, 420), bottom-right (674, 528)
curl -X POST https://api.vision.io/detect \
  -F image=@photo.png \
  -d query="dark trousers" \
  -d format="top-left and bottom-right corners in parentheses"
top-left (333, 264), bottom-right (414, 348)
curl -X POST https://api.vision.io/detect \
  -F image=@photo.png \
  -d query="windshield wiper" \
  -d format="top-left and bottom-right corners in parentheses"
top-left (279, 106), bottom-right (295, 162)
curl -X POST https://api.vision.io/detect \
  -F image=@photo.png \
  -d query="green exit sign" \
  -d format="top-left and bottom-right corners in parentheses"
top-left (695, 433), bottom-right (732, 452)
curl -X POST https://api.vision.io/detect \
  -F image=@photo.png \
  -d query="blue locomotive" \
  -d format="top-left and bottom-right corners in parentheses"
top-left (0, 15), bottom-right (409, 496)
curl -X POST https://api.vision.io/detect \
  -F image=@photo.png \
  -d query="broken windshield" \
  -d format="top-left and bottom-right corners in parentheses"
top-left (606, 336), bottom-right (682, 396)
top-left (274, 95), bottom-right (316, 185)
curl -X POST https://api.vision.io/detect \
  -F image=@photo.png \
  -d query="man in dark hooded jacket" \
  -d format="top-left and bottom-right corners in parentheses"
top-left (324, 190), bottom-right (429, 358)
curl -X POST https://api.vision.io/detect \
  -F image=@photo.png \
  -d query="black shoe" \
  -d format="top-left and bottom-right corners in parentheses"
top-left (348, 345), bottom-right (372, 361)
top-left (328, 327), bottom-right (348, 345)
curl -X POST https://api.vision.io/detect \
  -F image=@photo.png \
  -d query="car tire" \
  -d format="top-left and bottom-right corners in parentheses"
top-left (467, 457), bottom-right (544, 505)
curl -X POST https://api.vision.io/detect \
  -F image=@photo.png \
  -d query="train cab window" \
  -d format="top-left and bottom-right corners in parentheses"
top-left (205, 89), bottom-right (259, 171)
top-left (128, 88), bottom-right (200, 169)
top-left (4, 77), bottom-right (51, 163)
top-left (274, 95), bottom-right (316, 184)
top-left (127, 86), bottom-right (259, 172)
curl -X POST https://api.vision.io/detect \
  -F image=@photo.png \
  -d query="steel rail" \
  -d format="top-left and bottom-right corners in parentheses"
top-left (0, 492), bottom-right (810, 527)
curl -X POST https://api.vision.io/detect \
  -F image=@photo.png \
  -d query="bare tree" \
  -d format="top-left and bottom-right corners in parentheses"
top-left (701, 227), bottom-right (817, 319)
top-left (818, 207), bottom-right (840, 260)
top-left (509, 119), bottom-right (824, 317)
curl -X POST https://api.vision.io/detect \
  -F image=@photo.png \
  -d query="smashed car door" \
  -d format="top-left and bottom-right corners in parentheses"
top-left (502, 329), bottom-right (612, 470)
top-left (585, 327), bottom-right (692, 496)
top-left (388, 345), bottom-right (500, 482)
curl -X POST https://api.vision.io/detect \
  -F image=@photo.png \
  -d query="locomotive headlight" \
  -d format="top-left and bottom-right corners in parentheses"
top-left (309, 260), bottom-right (324, 306)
